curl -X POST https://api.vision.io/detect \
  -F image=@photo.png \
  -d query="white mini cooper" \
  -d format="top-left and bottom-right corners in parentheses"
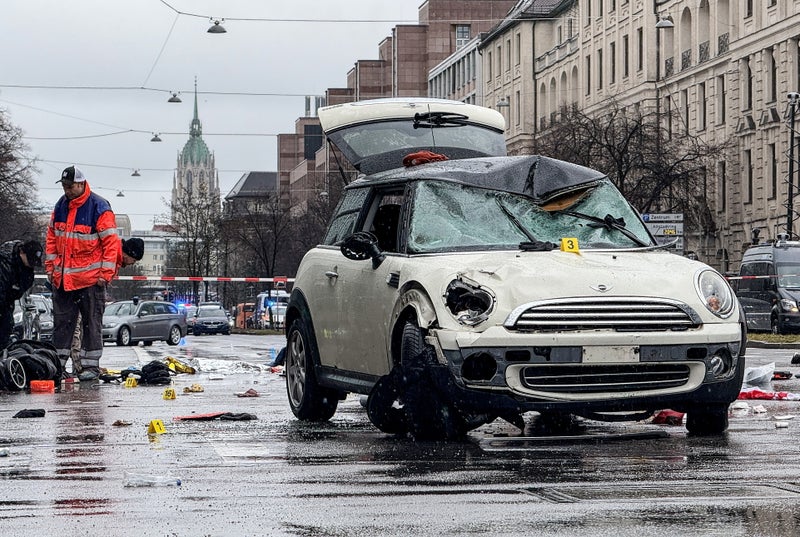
top-left (285, 98), bottom-right (746, 440)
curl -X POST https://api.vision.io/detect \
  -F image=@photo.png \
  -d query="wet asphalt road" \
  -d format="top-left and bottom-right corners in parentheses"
top-left (1, 335), bottom-right (800, 537)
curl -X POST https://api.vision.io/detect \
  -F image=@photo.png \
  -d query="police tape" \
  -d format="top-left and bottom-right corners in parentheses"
top-left (33, 275), bottom-right (294, 283)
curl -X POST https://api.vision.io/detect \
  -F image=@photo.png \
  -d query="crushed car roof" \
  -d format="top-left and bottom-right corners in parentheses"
top-left (348, 155), bottom-right (607, 203)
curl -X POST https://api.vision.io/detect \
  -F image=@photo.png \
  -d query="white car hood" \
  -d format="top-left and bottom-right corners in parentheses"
top-left (401, 249), bottom-right (727, 326)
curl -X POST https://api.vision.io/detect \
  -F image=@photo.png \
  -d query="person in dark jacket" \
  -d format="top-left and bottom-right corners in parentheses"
top-left (0, 240), bottom-right (43, 348)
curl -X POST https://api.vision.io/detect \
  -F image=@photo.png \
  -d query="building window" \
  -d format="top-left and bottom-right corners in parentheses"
top-left (718, 161), bottom-right (727, 212)
top-left (496, 45), bottom-right (502, 75)
top-left (515, 90), bottom-right (521, 126)
top-left (744, 149), bottom-right (753, 204)
top-left (769, 143), bottom-right (777, 200)
top-left (586, 54), bottom-right (592, 95)
top-left (506, 39), bottom-right (511, 72)
top-left (636, 28), bottom-right (643, 72)
top-left (515, 34), bottom-right (521, 66)
top-left (597, 49), bottom-right (603, 89)
top-left (487, 51), bottom-right (492, 79)
top-left (622, 35), bottom-right (629, 78)
top-left (698, 82), bottom-right (706, 131)
top-left (586, 0), bottom-right (592, 25)
top-left (745, 0), bottom-right (753, 18)
top-left (610, 42), bottom-right (616, 84)
top-left (743, 56), bottom-right (753, 111)
top-left (768, 47), bottom-right (777, 103)
top-left (455, 25), bottom-right (470, 49)
top-left (557, 26), bottom-right (563, 45)
top-left (681, 89), bottom-right (689, 135)
top-left (717, 75), bottom-right (726, 124)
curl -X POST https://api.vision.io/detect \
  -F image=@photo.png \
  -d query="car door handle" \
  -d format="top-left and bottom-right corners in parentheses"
top-left (325, 271), bottom-right (339, 279)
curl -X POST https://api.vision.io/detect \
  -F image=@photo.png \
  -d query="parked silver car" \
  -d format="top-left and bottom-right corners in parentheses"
top-left (102, 300), bottom-right (187, 346)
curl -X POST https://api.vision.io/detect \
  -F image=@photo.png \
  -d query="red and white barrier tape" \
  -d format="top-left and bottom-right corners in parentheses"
top-left (34, 275), bottom-right (294, 283)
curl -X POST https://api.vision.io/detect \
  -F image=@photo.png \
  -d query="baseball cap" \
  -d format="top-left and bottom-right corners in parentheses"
top-left (56, 165), bottom-right (86, 185)
top-left (21, 240), bottom-right (43, 267)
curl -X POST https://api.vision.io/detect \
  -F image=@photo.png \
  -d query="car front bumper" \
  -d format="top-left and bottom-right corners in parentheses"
top-left (429, 322), bottom-right (746, 414)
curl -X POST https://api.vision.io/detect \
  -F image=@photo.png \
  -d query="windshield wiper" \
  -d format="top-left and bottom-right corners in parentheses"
top-left (494, 198), bottom-right (538, 243)
top-left (414, 112), bottom-right (469, 128)
top-left (557, 210), bottom-right (650, 247)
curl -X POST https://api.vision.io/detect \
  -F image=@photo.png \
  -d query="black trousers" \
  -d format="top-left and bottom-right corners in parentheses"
top-left (52, 285), bottom-right (106, 372)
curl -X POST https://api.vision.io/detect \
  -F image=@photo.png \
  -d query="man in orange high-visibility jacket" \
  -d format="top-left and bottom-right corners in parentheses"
top-left (45, 165), bottom-right (120, 381)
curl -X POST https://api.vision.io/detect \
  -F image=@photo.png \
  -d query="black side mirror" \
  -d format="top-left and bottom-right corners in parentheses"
top-left (340, 231), bottom-right (385, 269)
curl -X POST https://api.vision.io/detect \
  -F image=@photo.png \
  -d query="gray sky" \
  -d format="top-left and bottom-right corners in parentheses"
top-left (2, 0), bottom-right (422, 230)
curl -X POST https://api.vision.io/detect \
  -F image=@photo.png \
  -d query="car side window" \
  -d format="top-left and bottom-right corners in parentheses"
top-left (323, 189), bottom-right (369, 246)
top-left (166, 304), bottom-right (178, 314)
top-left (368, 193), bottom-right (404, 252)
top-left (140, 304), bottom-right (155, 315)
top-left (153, 303), bottom-right (169, 314)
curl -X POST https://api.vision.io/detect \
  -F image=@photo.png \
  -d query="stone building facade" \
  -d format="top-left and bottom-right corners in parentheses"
top-left (480, 0), bottom-right (800, 272)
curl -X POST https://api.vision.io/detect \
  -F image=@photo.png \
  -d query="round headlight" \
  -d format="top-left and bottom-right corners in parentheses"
top-left (695, 269), bottom-right (735, 318)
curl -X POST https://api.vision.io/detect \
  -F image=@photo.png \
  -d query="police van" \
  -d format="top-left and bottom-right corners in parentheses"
top-left (735, 234), bottom-right (800, 333)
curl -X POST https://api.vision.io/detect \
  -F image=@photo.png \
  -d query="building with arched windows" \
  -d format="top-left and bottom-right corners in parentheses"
top-left (171, 82), bottom-right (220, 223)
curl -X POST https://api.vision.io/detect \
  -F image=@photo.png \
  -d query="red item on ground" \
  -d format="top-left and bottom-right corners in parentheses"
top-left (651, 410), bottom-right (685, 425)
top-left (738, 387), bottom-right (800, 400)
top-left (402, 150), bottom-right (449, 167)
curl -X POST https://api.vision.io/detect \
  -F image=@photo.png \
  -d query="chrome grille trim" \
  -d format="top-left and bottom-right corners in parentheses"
top-left (504, 297), bottom-right (701, 332)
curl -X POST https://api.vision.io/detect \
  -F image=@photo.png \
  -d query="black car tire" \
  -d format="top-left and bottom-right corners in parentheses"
top-left (771, 315), bottom-right (783, 335)
top-left (686, 404), bottom-right (729, 436)
top-left (285, 316), bottom-right (338, 421)
top-left (166, 325), bottom-right (182, 346)
top-left (400, 321), bottom-right (466, 441)
top-left (1, 357), bottom-right (27, 391)
top-left (117, 326), bottom-right (132, 347)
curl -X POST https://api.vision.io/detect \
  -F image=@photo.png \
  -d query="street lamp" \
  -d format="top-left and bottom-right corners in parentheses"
top-left (168, 92), bottom-right (182, 103)
top-left (208, 19), bottom-right (227, 34)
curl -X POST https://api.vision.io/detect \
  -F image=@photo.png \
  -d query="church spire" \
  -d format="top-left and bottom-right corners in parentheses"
top-left (190, 77), bottom-right (202, 137)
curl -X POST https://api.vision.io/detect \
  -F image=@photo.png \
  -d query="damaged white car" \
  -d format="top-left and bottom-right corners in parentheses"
top-left (285, 98), bottom-right (746, 440)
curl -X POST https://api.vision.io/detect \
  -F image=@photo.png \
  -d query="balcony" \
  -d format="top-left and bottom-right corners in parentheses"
top-left (718, 33), bottom-right (729, 55)
top-left (681, 49), bottom-right (691, 71)
top-left (699, 41), bottom-right (709, 64)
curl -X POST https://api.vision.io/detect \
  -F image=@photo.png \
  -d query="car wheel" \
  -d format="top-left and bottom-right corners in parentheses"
top-left (400, 321), bottom-right (466, 441)
top-left (0, 357), bottom-right (27, 391)
top-left (366, 368), bottom-right (408, 435)
top-left (685, 404), bottom-right (729, 436)
top-left (166, 326), bottom-right (182, 346)
top-left (285, 316), bottom-right (338, 421)
top-left (116, 326), bottom-right (132, 346)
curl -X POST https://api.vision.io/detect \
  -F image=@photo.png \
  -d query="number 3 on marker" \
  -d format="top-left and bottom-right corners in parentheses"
top-left (560, 237), bottom-right (580, 253)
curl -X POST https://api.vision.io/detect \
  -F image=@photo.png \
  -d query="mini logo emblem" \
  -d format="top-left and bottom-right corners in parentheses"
top-left (590, 284), bottom-right (612, 293)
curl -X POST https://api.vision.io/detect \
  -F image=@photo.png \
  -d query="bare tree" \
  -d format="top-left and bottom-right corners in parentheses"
top-left (532, 100), bottom-right (732, 235)
top-left (222, 191), bottom-right (294, 279)
top-left (164, 182), bottom-right (221, 303)
top-left (0, 107), bottom-right (44, 242)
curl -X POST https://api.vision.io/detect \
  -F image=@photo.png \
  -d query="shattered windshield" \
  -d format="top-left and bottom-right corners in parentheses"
top-left (407, 179), bottom-right (653, 253)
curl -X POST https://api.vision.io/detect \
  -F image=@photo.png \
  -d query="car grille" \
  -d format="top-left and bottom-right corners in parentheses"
top-left (506, 298), bottom-right (700, 332)
top-left (520, 363), bottom-right (692, 393)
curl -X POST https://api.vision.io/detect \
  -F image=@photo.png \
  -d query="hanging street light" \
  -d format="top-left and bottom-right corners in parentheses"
top-left (150, 133), bottom-right (162, 142)
top-left (208, 19), bottom-right (227, 34)
top-left (131, 169), bottom-right (141, 176)
top-left (168, 92), bottom-right (182, 103)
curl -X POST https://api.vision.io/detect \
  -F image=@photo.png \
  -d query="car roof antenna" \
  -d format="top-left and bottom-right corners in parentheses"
top-left (328, 140), bottom-right (352, 186)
